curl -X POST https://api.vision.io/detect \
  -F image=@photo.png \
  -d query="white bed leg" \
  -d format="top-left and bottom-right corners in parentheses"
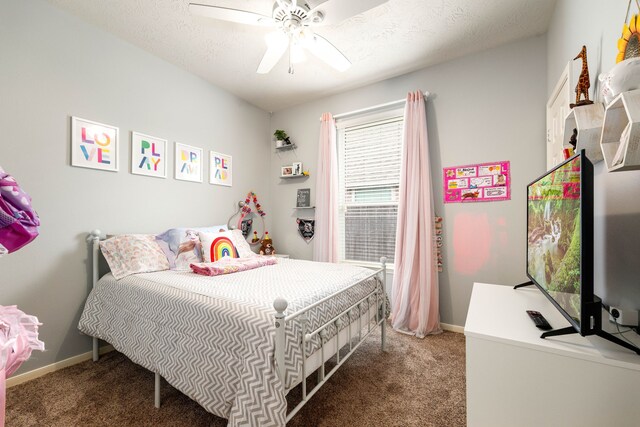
top-left (154, 372), bottom-right (161, 408)
top-left (380, 257), bottom-right (387, 352)
top-left (92, 337), bottom-right (99, 362)
top-left (273, 298), bottom-right (288, 383)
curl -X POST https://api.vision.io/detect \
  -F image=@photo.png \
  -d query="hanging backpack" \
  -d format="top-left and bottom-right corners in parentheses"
top-left (0, 166), bottom-right (40, 254)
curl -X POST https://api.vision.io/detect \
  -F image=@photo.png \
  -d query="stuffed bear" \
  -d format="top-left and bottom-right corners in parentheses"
top-left (259, 232), bottom-right (275, 256)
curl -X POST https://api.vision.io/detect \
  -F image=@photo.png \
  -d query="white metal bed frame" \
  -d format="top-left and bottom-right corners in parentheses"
top-left (87, 229), bottom-right (387, 423)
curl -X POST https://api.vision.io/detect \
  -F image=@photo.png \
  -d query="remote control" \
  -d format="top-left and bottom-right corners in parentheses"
top-left (526, 310), bottom-right (552, 331)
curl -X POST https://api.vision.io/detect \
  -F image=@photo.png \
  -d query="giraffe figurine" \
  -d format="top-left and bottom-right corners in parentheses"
top-left (571, 45), bottom-right (594, 108)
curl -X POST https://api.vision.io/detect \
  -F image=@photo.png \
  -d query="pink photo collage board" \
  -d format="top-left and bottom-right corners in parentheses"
top-left (443, 161), bottom-right (511, 203)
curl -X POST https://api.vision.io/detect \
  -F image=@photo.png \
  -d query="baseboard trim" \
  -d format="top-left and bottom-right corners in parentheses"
top-left (6, 345), bottom-right (114, 388)
top-left (441, 323), bottom-right (464, 334)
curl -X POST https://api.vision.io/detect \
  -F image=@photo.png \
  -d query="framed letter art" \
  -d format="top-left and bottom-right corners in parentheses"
top-left (71, 116), bottom-right (119, 172)
top-left (175, 142), bottom-right (203, 183)
top-left (131, 132), bottom-right (167, 178)
top-left (209, 151), bottom-right (232, 187)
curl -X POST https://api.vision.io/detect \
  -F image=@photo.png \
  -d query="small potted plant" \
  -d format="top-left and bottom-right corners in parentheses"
top-left (274, 129), bottom-right (291, 147)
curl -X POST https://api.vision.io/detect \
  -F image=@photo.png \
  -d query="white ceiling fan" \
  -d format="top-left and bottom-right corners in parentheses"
top-left (189, 0), bottom-right (388, 74)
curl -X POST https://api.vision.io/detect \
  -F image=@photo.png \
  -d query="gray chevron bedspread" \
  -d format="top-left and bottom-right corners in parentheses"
top-left (78, 258), bottom-right (380, 426)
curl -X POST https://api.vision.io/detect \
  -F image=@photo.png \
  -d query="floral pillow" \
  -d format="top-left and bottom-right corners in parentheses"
top-left (99, 234), bottom-right (169, 280)
top-left (156, 225), bottom-right (227, 270)
top-left (199, 229), bottom-right (255, 263)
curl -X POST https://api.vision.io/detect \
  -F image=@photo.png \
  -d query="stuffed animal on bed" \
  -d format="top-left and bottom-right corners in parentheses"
top-left (259, 231), bottom-right (275, 256)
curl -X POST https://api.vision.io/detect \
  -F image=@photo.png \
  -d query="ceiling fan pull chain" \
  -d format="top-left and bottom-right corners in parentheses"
top-left (288, 40), bottom-right (294, 74)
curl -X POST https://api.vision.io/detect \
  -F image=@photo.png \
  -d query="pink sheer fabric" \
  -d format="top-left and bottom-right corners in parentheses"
top-left (0, 305), bottom-right (45, 426)
top-left (390, 91), bottom-right (441, 338)
top-left (313, 112), bottom-right (339, 263)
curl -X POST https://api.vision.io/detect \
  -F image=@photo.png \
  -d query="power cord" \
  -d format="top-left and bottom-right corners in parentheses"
top-left (613, 316), bottom-right (638, 347)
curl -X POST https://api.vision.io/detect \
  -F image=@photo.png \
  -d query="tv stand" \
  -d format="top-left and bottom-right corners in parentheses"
top-left (541, 326), bottom-right (640, 354)
top-left (513, 280), bottom-right (534, 290)
top-left (466, 283), bottom-right (640, 426)
top-left (540, 326), bottom-right (575, 338)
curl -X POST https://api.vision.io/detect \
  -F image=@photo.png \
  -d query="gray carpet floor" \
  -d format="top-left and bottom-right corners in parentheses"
top-left (6, 326), bottom-right (466, 426)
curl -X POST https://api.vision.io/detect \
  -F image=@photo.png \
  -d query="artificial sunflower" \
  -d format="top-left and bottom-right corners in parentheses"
top-left (618, 14), bottom-right (640, 63)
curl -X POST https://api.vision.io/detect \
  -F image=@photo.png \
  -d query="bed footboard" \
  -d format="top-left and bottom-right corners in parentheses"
top-left (274, 257), bottom-right (388, 422)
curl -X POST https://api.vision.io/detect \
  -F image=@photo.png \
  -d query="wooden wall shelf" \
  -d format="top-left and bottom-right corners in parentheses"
top-left (563, 103), bottom-right (604, 163)
top-left (275, 143), bottom-right (296, 151)
top-left (280, 174), bottom-right (308, 179)
top-left (600, 89), bottom-right (640, 172)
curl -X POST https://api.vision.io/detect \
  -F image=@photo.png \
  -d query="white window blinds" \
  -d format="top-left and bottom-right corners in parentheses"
top-left (338, 114), bottom-right (404, 265)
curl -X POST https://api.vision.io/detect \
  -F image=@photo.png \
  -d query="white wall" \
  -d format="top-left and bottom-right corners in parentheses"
top-left (0, 0), bottom-right (271, 373)
top-left (270, 35), bottom-right (548, 327)
top-left (547, 0), bottom-right (640, 310)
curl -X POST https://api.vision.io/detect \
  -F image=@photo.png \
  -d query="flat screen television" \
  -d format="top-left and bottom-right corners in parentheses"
top-left (526, 150), bottom-right (595, 335)
top-left (524, 150), bottom-right (638, 354)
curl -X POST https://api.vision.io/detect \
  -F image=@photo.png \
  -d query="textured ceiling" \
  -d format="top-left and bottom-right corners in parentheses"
top-left (45, 0), bottom-right (557, 111)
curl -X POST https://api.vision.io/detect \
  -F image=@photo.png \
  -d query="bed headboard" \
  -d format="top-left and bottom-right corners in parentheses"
top-left (87, 229), bottom-right (109, 288)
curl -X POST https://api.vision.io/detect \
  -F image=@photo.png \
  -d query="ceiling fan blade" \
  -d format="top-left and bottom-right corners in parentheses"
top-left (308, 0), bottom-right (388, 25)
top-left (257, 34), bottom-right (289, 74)
top-left (304, 33), bottom-right (350, 72)
top-left (189, 3), bottom-right (274, 26)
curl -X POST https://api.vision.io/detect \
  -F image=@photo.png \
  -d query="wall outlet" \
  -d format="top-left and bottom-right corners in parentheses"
top-left (609, 306), bottom-right (639, 326)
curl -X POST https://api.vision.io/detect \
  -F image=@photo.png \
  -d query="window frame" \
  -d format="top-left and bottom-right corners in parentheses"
top-left (336, 107), bottom-right (405, 270)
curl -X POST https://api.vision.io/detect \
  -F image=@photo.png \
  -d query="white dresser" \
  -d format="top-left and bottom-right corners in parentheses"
top-left (465, 282), bottom-right (640, 427)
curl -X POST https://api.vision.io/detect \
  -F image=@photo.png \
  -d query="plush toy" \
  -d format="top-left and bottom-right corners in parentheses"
top-left (259, 231), bottom-right (276, 256)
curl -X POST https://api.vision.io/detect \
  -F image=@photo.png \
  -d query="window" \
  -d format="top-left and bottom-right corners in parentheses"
top-left (337, 109), bottom-right (404, 266)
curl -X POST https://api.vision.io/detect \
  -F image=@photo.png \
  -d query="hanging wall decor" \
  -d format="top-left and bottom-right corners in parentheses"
top-left (131, 132), bottom-right (167, 178)
top-left (175, 142), bottom-right (203, 182)
top-left (210, 151), bottom-right (232, 187)
top-left (71, 116), bottom-right (119, 172)
top-left (434, 216), bottom-right (443, 273)
top-left (443, 161), bottom-right (511, 203)
top-left (617, 1), bottom-right (640, 63)
top-left (296, 218), bottom-right (315, 243)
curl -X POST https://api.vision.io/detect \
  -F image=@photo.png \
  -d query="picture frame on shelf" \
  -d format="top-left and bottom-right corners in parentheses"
top-left (71, 116), bottom-right (119, 172)
top-left (175, 142), bottom-right (203, 183)
top-left (296, 188), bottom-right (311, 208)
top-left (281, 166), bottom-right (293, 177)
top-left (292, 161), bottom-right (303, 176)
top-left (131, 131), bottom-right (167, 178)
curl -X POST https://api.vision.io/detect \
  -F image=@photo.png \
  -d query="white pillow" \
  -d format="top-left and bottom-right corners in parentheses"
top-left (199, 229), bottom-right (255, 262)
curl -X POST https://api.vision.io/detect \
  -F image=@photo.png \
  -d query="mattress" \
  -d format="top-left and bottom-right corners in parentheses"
top-left (78, 258), bottom-right (381, 427)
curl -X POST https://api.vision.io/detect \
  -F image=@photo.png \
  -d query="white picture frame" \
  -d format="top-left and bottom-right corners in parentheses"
top-left (175, 142), bottom-right (203, 183)
top-left (131, 132), bottom-right (167, 178)
top-left (209, 151), bottom-right (232, 187)
top-left (281, 166), bottom-right (293, 176)
top-left (71, 116), bottom-right (119, 172)
top-left (292, 161), bottom-right (303, 176)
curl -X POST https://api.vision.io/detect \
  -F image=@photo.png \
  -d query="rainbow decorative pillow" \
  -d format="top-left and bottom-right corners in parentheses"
top-left (199, 229), bottom-right (254, 262)
top-left (99, 234), bottom-right (170, 280)
top-left (156, 225), bottom-right (227, 270)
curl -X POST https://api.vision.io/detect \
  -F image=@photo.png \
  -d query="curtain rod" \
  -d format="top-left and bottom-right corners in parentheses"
top-left (320, 91), bottom-right (429, 121)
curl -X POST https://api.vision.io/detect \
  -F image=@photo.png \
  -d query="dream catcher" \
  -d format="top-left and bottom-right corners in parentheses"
top-left (227, 191), bottom-right (266, 245)
top-left (296, 218), bottom-right (315, 243)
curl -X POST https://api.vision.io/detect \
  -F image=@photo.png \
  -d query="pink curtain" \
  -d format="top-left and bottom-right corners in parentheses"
top-left (313, 113), bottom-right (339, 263)
top-left (391, 91), bottom-right (441, 338)
top-left (1, 305), bottom-right (45, 426)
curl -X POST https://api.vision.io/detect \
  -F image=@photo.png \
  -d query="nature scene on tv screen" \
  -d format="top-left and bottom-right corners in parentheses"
top-left (527, 156), bottom-right (581, 322)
